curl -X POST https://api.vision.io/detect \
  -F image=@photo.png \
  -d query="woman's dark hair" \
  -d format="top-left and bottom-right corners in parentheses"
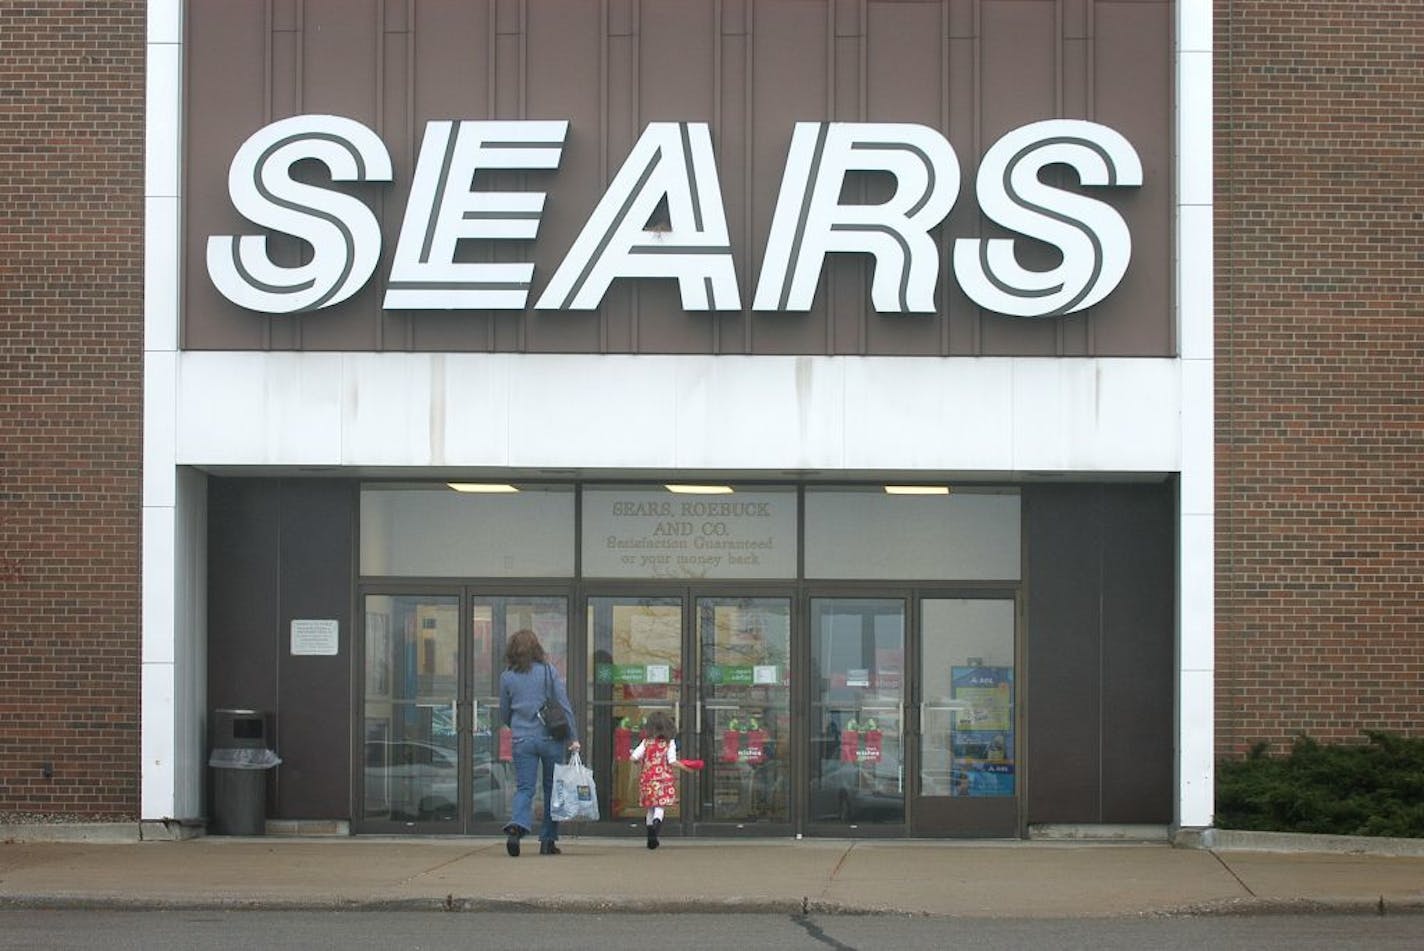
top-left (504, 628), bottom-right (546, 672)
top-left (645, 709), bottom-right (675, 740)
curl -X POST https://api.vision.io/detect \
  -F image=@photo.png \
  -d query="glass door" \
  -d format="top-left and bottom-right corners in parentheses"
top-left (469, 595), bottom-right (569, 830)
top-left (912, 597), bottom-right (1018, 836)
top-left (587, 596), bottom-right (685, 831)
top-left (358, 590), bottom-right (569, 833)
top-left (808, 598), bottom-right (906, 833)
top-left (359, 593), bottom-right (462, 830)
top-left (694, 596), bottom-right (792, 831)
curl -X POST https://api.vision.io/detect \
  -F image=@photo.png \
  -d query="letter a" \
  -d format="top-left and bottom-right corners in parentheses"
top-left (536, 122), bottom-right (739, 310)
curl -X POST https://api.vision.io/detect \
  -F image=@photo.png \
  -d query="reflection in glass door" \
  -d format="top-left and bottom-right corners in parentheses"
top-left (913, 598), bottom-right (1017, 836)
top-left (695, 597), bottom-right (791, 828)
top-left (587, 597), bottom-right (684, 827)
top-left (809, 598), bottom-right (906, 830)
top-left (360, 592), bottom-right (568, 832)
top-left (470, 596), bottom-right (568, 828)
top-left (361, 594), bottom-right (461, 827)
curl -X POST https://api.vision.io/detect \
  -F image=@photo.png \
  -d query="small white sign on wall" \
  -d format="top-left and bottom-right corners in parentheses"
top-left (291, 619), bottom-right (340, 656)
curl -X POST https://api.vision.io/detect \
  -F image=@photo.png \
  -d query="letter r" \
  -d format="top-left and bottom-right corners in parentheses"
top-left (753, 123), bottom-right (959, 313)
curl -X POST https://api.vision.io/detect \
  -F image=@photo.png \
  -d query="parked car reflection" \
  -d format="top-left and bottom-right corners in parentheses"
top-left (808, 757), bottom-right (904, 823)
top-left (363, 740), bottom-right (510, 822)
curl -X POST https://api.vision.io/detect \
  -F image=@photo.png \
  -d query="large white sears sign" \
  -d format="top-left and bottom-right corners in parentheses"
top-left (207, 115), bottom-right (1141, 319)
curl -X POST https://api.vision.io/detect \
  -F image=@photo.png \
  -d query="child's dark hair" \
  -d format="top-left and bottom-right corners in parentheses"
top-left (644, 709), bottom-right (676, 740)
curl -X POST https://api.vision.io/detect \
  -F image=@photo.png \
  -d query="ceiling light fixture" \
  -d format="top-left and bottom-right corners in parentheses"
top-left (447, 483), bottom-right (520, 493)
top-left (883, 485), bottom-right (950, 495)
top-left (664, 484), bottom-right (734, 494)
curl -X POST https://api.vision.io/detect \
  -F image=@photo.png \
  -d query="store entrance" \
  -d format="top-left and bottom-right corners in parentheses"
top-left (586, 592), bottom-right (794, 837)
top-left (354, 586), bottom-right (1016, 837)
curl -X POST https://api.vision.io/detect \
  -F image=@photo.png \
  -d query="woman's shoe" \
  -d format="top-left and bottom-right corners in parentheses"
top-left (539, 840), bottom-right (562, 855)
top-left (646, 817), bottom-right (661, 850)
top-left (503, 825), bottom-right (523, 857)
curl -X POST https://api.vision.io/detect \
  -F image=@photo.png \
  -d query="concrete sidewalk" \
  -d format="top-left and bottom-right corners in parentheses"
top-left (3, 834), bottom-right (1424, 918)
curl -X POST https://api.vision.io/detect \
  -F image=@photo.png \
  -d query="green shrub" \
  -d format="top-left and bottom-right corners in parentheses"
top-left (1216, 732), bottom-right (1424, 838)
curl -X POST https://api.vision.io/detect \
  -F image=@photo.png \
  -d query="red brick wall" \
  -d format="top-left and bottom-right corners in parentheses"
top-left (0, 2), bottom-right (145, 820)
top-left (1215, 2), bottom-right (1424, 756)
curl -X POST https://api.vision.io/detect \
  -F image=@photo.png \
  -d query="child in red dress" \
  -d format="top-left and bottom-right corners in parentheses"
top-left (629, 710), bottom-right (697, 849)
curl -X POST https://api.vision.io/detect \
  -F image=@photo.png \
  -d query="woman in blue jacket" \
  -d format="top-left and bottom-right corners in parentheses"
top-left (499, 628), bottom-right (580, 856)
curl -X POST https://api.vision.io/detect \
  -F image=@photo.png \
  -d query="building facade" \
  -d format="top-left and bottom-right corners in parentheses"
top-left (0, 0), bottom-right (1416, 839)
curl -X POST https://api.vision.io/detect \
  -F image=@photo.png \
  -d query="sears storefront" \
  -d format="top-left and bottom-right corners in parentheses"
top-left (144, 0), bottom-right (1211, 839)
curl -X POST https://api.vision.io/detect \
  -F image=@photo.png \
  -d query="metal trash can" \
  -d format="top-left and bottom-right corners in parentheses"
top-left (208, 709), bottom-right (281, 835)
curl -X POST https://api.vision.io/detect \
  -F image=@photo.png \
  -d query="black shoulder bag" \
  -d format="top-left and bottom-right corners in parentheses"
top-left (537, 663), bottom-right (571, 740)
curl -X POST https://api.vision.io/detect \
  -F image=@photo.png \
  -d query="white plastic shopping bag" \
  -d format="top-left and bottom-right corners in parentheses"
top-left (550, 751), bottom-right (599, 822)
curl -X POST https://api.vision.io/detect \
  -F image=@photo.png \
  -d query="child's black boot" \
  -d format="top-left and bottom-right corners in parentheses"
top-left (647, 817), bottom-right (661, 849)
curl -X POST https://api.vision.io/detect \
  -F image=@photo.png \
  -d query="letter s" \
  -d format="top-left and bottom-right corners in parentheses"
top-left (953, 119), bottom-right (1141, 318)
top-left (207, 115), bottom-right (393, 314)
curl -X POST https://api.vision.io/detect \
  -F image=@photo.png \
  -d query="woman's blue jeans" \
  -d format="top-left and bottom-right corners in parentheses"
top-left (508, 734), bottom-right (564, 842)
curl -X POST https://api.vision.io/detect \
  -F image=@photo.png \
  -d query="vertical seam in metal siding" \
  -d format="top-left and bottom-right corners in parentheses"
top-left (600, 0), bottom-right (610, 354)
top-left (970, 0), bottom-right (982, 355)
top-left (1085, 0), bottom-right (1098, 356)
top-left (743, 0), bottom-right (755, 353)
top-left (1055, 0), bottom-right (1065, 357)
top-left (940, 0), bottom-right (952, 357)
top-left (262, 1), bottom-right (274, 352)
top-left (518, 0), bottom-right (529, 352)
top-left (631, 0), bottom-right (642, 353)
top-left (374, 0), bottom-right (387, 352)
top-left (292, 0), bottom-right (305, 351)
top-left (713, 0), bottom-right (723, 355)
top-left (857, 0), bottom-right (868, 356)
top-left (825, 0), bottom-right (836, 356)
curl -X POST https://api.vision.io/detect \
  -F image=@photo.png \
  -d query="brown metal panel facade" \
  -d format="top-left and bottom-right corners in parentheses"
top-left (184, 0), bottom-right (1172, 355)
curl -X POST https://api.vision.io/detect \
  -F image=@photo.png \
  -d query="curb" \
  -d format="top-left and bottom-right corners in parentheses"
top-left (1160, 896), bottom-right (1424, 918)
top-left (1175, 828), bottom-right (1424, 858)
top-left (3, 893), bottom-right (1423, 918)
top-left (0, 823), bottom-right (141, 844)
top-left (0, 895), bottom-right (861, 916)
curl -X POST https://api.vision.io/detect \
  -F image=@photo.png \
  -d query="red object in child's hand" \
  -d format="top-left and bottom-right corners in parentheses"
top-left (680, 758), bottom-right (705, 770)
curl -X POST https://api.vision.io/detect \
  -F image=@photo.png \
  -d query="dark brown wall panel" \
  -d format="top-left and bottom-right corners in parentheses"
top-left (1088, 0), bottom-right (1174, 356)
top-left (294, 1), bottom-right (385, 352)
top-left (527, 1), bottom-right (618, 353)
top-left (1100, 485), bottom-right (1174, 823)
top-left (748, 0), bottom-right (833, 355)
top-left (184, 0), bottom-right (1173, 356)
top-left (208, 480), bottom-right (282, 722)
top-left (184, 2), bottom-right (270, 351)
top-left (209, 479), bottom-right (355, 822)
top-left (1024, 482), bottom-right (1174, 825)
top-left (274, 480), bottom-right (356, 819)
top-left (1024, 485), bottom-right (1103, 822)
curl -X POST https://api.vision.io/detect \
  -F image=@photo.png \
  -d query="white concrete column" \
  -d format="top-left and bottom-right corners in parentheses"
top-left (142, 0), bottom-right (197, 821)
top-left (1175, 0), bottom-right (1215, 830)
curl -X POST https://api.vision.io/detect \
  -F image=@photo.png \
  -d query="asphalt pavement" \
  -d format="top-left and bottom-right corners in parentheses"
top-left (2, 830), bottom-right (1423, 918)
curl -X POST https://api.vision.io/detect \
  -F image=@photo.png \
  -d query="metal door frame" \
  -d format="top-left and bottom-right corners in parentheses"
top-left (907, 588), bottom-right (1023, 838)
